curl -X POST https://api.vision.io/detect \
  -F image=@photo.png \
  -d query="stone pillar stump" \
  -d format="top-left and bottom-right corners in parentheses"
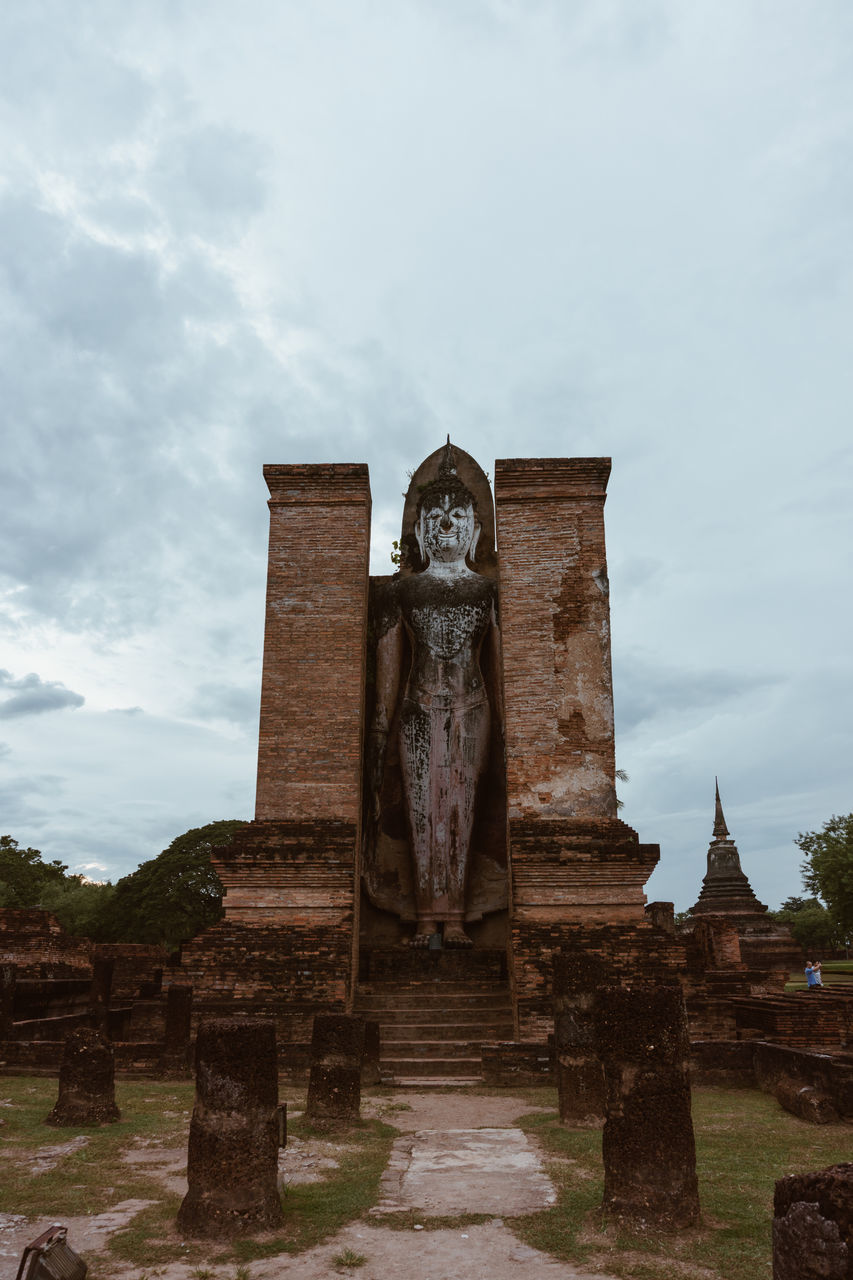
top-left (45, 1027), bottom-right (120, 1126)
top-left (0, 964), bottom-right (15, 1040)
top-left (553, 953), bottom-right (605, 1127)
top-left (361, 1020), bottom-right (381, 1087)
top-left (160, 983), bottom-right (193, 1073)
top-left (89, 957), bottom-right (114, 1034)
top-left (594, 984), bottom-right (699, 1227)
top-left (306, 1014), bottom-right (364, 1125)
top-left (773, 1163), bottom-right (853, 1279)
top-left (177, 1018), bottom-right (283, 1238)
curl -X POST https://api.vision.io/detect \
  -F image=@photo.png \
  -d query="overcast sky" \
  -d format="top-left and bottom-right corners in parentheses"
top-left (1, 1), bottom-right (851, 911)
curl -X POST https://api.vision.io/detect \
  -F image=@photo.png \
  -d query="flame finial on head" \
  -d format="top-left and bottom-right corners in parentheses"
top-left (438, 435), bottom-right (457, 479)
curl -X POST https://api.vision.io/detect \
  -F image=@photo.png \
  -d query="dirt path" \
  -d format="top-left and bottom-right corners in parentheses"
top-left (0, 1090), bottom-right (619, 1280)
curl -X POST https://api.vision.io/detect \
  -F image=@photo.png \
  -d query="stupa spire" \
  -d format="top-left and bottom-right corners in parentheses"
top-left (713, 777), bottom-right (729, 839)
top-left (689, 776), bottom-right (766, 917)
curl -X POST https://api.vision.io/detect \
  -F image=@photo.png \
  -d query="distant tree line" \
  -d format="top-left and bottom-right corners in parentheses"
top-left (0, 820), bottom-right (244, 951)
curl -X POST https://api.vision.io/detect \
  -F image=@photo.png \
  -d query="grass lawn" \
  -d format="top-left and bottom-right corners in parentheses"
top-left (514, 1085), bottom-right (852, 1280)
top-left (0, 1077), bottom-right (849, 1279)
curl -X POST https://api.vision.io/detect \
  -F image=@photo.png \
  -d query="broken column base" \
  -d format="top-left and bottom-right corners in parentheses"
top-left (45, 1027), bottom-right (120, 1127)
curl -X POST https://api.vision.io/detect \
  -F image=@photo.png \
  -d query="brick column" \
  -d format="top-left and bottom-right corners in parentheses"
top-left (494, 456), bottom-right (615, 819)
top-left (184, 465), bottom-right (371, 1048)
top-left (213, 462), bottom-right (371, 923)
top-left (255, 463), bottom-right (371, 823)
top-left (494, 458), bottom-right (660, 1037)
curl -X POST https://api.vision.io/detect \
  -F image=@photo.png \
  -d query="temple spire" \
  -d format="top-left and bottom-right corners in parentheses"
top-left (689, 775), bottom-right (766, 916)
top-left (713, 777), bottom-right (729, 839)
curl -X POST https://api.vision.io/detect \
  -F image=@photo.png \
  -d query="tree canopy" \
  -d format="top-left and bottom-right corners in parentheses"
top-left (796, 813), bottom-right (853, 945)
top-left (770, 895), bottom-right (840, 955)
top-left (103, 819), bottom-right (244, 949)
top-left (0, 835), bottom-right (69, 907)
top-left (1, 820), bottom-right (244, 947)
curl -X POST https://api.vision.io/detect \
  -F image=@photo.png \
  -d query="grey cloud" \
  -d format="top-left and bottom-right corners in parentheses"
top-left (613, 653), bottom-right (779, 736)
top-left (0, 671), bottom-right (85, 719)
top-left (150, 124), bottom-right (268, 238)
top-left (187, 682), bottom-right (260, 727)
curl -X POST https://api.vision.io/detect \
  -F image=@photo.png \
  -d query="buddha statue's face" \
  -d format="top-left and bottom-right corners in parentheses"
top-left (417, 491), bottom-right (478, 565)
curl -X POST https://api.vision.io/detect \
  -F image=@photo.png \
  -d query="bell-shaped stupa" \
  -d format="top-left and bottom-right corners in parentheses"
top-left (689, 780), bottom-right (767, 917)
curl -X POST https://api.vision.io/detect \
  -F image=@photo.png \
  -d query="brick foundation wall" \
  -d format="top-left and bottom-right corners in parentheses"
top-left (179, 916), bottom-right (352, 1056)
top-left (92, 944), bottom-right (169, 998)
top-left (516, 919), bottom-right (686, 1040)
top-left (0, 910), bottom-right (92, 976)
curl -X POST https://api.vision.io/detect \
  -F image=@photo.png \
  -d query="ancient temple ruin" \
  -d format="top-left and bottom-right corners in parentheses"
top-left (178, 442), bottom-right (669, 1076)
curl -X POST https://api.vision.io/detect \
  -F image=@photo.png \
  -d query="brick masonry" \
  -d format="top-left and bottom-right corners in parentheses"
top-left (184, 466), bottom-right (370, 1036)
top-left (255, 463), bottom-right (371, 824)
top-left (494, 460), bottom-right (663, 1039)
top-left (494, 457), bottom-right (616, 821)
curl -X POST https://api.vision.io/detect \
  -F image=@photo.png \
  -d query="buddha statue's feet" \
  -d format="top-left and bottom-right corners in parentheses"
top-left (408, 924), bottom-right (435, 948)
top-left (443, 923), bottom-right (472, 948)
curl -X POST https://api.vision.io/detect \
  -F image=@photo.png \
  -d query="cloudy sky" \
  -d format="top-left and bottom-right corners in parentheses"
top-left (1, 1), bottom-right (851, 910)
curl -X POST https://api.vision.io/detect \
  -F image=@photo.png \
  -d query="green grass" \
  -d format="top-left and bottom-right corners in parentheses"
top-left (229, 1116), bottom-right (397, 1262)
top-left (0, 1077), bottom-right (195, 1219)
top-left (3, 1077), bottom-right (851, 1279)
top-left (0, 1078), bottom-right (396, 1272)
top-left (332, 1247), bottom-right (368, 1269)
top-left (512, 1086), bottom-right (853, 1280)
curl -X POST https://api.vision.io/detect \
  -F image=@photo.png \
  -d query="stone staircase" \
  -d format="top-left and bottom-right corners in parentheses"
top-left (354, 947), bottom-right (514, 1085)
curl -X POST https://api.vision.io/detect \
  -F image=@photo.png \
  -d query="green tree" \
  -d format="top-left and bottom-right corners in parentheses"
top-left (770, 895), bottom-right (839, 955)
top-left (797, 814), bottom-right (853, 946)
top-left (0, 835), bottom-right (68, 907)
top-left (104, 820), bottom-right (245, 949)
top-left (39, 877), bottom-right (117, 941)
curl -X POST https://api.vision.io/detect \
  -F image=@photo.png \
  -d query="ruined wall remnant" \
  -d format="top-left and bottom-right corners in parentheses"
top-left (45, 1026), bottom-right (120, 1126)
top-left (306, 1013), bottom-right (365, 1126)
top-left (178, 1018), bottom-right (282, 1238)
top-left (773, 1163), bottom-right (853, 1279)
top-left (160, 983), bottom-right (193, 1073)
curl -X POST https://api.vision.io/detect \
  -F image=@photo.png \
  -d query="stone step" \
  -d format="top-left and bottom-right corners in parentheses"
top-left (390, 1077), bottom-right (483, 1089)
top-left (360, 948), bottom-right (507, 983)
top-left (380, 1039), bottom-right (490, 1058)
top-left (355, 990), bottom-right (511, 1010)
top-left (381, 1055), bottom-right (484, 1077)
top-left (379, 1022), bottom-right (514, 1041)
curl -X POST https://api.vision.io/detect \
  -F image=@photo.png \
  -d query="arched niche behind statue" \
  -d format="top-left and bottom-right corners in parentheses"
top-left (397, 442), bottom-right (498, 579)
top-left (360, 442), bottom-right (508, 948)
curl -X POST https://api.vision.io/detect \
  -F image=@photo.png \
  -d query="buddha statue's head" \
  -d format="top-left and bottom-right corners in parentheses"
top-left (415, 457), bottom-right (480, 568)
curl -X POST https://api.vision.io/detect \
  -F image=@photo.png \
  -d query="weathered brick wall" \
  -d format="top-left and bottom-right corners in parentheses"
top-left (516, 919), bottom-right (687, 1040)
top-left (509, 820), bottom-right (662, 1036)
top-left (92, 944), bottom-right (169, 998)
top-left (494, 457), bottom-right (615, 820)
top-left (254, 463), bottom-right (371, 824)
top-left (179, 917), bottom-right (352, 1072)
top-left (509, 818), bottom-right (660, 927)
top-left (729, 992), bottom-right (853, 1051)
top-left (754, 1043), bottom-right (853, 1119)
top-left (213, 820), bottom-right (356, 926)
top-left (494, 461), bottom-right (662, 1029)
top-left (0, 910), bottom-right (92, 976)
